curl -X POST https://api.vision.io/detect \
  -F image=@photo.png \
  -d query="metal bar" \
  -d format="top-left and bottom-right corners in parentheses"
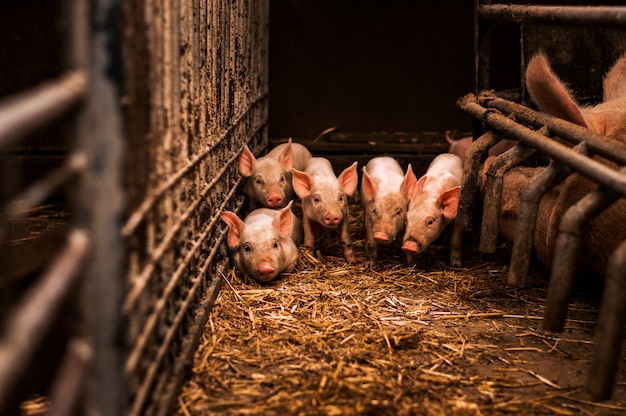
top-left (123, 152), bottom-right (244, 314)
top-left (458, 93), bottom-right (626, 195)
top-left (47, 340), bottom-right (93, 416)
top-left (123, 190), bottom-right (243, 378)
top-left (122, 96), bottom-right (268, 237)
top-left (154, 262), bottom-right (226, 416)
top-left (483, 94), bottom-right (626, 165)
top-left (543, 174), bottom-right (626, 332)
top-left (5, 153), bottom-right (87, 217)
top-left (127, 226), bottom-right (229, 416)
top-left (457, 131), bottom-right (501, 228)
top-left (0, 230), bottom-right (89, 412)
top-left (507, 160), bottom-right (574, 287)
top-left (479, 4), bottom-right (626, 28)
top-left (588, 240), bottom-right (626, 400)
top-left (0, 71), bottom-right (87, 149)
top-left (479, 142), bottom-right (536, 253)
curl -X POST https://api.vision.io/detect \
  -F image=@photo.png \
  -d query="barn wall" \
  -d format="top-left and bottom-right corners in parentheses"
top-left (121, 1), bottom-right (269, 414)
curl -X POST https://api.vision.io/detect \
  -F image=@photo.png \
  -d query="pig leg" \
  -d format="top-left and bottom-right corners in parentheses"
top-left (364, 212), bottom-right (378, 266)
top-left (449, 222), bottom-right (463, 267)
top-left (340, 219), bottom-right (356, 263)
top-left (302, 215), bottom-right (317, 254)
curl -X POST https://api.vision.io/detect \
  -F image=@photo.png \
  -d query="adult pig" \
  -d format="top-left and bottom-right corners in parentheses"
top-left (491, 52), bottom-right (626, 275)
top-left (239, 138), bottom-right (312, 209)
top-left (361, 157), bottom-right (416, 265)
top-left (445, 130), bottom-right (516, 162)
top-left (291, 158), bottom-right (358, 263)
top-left (402, 153), bottom-right (463, 267)
top-left (220, 201), bottom-right (303, 282)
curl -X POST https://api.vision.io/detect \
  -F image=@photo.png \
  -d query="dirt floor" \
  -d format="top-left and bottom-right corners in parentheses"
top-left (176, 198), bottom-right (626, 416)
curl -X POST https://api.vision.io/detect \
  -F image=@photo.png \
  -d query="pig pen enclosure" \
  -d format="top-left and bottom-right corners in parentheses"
top-left (2, 1), bottom-right (626, 415)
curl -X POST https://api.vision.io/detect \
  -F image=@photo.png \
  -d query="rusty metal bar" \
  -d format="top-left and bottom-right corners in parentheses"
top-left (588, 240), bottom-right (626, 400)
top-left (483, 94), bottom-right (626, 165)
top-left (542, 170), bottom-right (626, 332)
top-left (123, 189), bottom-right (243, 378)
top-left (47, 340), bottom-right (93, 416)
top-left (458, 93), bottom-right (626, 195)
top-left (479, 4), bottom-right (626, 28)
top-left (457, 131), bottom-right (501, 228)
top-left (0, 71), bottom-right (87, 150)
top-left (506, 159), bottom-right (575, 288)
top-left (127, 226), bottom-right (229, 416)
top-left (123, 152), bottom-right (245, 314)
top-left (480, 142), bottom-right (536, 253)
top-left (4, 153), bottom-right (87, 217)
top-left (0, 230), bottom-right (89, 412)
top-left (121, 96), bottom-right (268, 237)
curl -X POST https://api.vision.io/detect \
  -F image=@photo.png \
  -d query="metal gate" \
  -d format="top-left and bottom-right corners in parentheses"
top-left (459, 1), bottom-right (626, 400)
top-left (0, 0), bottom-right (268, 415)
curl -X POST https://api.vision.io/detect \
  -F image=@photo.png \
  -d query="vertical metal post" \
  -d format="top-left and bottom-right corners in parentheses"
top-left (82, 0), bottom-right (125, 414)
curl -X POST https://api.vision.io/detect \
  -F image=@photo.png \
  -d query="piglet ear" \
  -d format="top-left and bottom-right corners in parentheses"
top-left (525, 53), bottom-right (588, 128)
top-left (604, 54), bottom-right (626, 101)
top-left (291, 168), bottom-right (314, 198)
top-left (437, 186), bottom-right (461, 220)
top-left (361, 166), bottom-right (378, 202)
top-left (412, 175), bottom-right (428, 200)
top-left (274, 201), bottom-right (294, 240)
top-left (338, 161), bottom-right (358, 196)
top-left (400, 164), bottom-right (417, 199)
top-left (278, 138), bottom-right (295, 171)
top-left (239, 145), bottom-right (257, 177)
top-left (220, 211), bottom-right (246, 248)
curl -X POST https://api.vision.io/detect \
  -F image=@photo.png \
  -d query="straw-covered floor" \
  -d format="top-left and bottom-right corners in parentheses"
top-left (176, 197), bottom-right (626, 415)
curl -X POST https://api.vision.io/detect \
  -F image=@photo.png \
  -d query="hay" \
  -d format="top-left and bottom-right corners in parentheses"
top-left (176, 198), bottom-right (626, 415)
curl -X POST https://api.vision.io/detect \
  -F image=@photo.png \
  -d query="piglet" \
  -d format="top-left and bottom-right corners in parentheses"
top-left (445, 130), bottom-right (516, 161)
top-left (220, 201), bottom-right (303, 282)
top-left (239, 138), bottom-right (312, 209)
top-left (361, 157), bottom-right (416, 265)
top-left (292, 158), bottom-right (358, 263)
top-left (402, 153), bottom-right (464, 267)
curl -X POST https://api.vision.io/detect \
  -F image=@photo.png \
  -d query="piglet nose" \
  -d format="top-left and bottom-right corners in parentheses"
top-left (374, 231), bottom-right (390, 243)
top-left (401, 240), bottom-right (419, 254)
top-left (257, 262), bottom-right (277, 281)
top-left (266, 194), bottom-right (283, 208)
top-left (324, 212), bottom-right (341, 226)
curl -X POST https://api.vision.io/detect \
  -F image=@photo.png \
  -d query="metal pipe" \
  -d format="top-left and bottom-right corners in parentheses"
top-left (0, 230), bottom-right (89, 412)
top-left (480, 141), bottom-right (536, 253)
top-left (587, 240), bottom-right (626, 400)
top-left (457, 131), bottom-right (501, 228)
top-left (458, 93), bottom-right (626, 195)
top-left (47, 340), bottom-right (93, 416)
top-left (506, 161), bottom-right (573, 287)
top-left (0, 71), bottom-right (87, 150)
top-left (479, 4), bottom-right (626, 28)
top-left (542, 174), bottom-right (625, 332)
top-left (482, 94), bottom-right (626, 165)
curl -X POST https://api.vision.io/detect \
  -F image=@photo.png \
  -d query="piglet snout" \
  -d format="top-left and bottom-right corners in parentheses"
top-left (324, 212), bottom-right (341, 226)
top-left (266, 194), bottom-right (284, 208)
top-left (374, 231), bottom-right (390, 243)
top-left (257, 262), bottom-right (277, 281)
top-left (401, 240), bottom-right (419, 255)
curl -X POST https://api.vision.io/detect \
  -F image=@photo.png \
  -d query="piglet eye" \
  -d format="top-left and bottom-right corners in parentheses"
top-left (313, 195), bottom-right (320, 203)
top-left (273, 240), bottom-right (279, 250)
top-left (280, 175), bottom-right (286, 184)
top-left (339, 195), bottom-right (344, 202)
top-left (426, 217), bottom-right (435, 227)
top-left (395, 208), bottom-right (403, 216)
top-left (255, 176), bottom-right (264, 185)
top-left (243, 243), bottom-right (252, 253)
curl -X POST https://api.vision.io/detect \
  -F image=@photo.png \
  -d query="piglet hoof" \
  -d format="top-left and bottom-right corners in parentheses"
top-left (450, 256), bottom-right (462, 268)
